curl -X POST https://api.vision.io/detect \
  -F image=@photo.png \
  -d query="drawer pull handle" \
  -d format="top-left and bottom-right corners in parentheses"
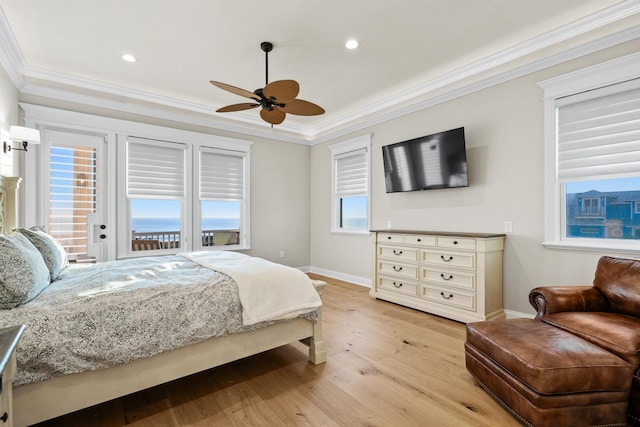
top-left (453, 240), bottom-right (459, 245)
top-left (441, 255), bottom-right (453, 262)
top-left (393, 250), bottom-right (403, 255)
top-left (387, 236), bottom-right (392, 239)
top-left (393, 281), bottom-right (403, 288)
top-left (417, 238), bottom-right (422, 242)
top-left (440, 292), bottom-right (454, 300)
top-left (1, 412), bottom-right (7, 423)
top-left (393, 266), bottom-right (403, 272)
top-left (441, 274), bottom-right (453, 281)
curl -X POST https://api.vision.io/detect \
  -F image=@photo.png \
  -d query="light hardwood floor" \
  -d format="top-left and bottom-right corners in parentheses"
top-left (32, 274), bottom-right (520, 427)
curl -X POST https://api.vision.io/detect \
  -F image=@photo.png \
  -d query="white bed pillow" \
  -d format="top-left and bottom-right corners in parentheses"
top-left (16, 227), bottom-right (68, 281)
top-left (0, 232), bottom-right (51, 308)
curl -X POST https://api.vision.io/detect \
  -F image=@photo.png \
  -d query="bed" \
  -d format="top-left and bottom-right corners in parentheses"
top-left (0, 175), bottom-right (326, 427)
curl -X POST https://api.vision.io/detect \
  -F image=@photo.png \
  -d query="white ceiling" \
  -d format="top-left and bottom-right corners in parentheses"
top-left (0, 0), bottom-right (638, 142)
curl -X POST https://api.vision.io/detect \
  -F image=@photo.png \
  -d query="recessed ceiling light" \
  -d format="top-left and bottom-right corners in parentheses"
top-left (345, 39), bottom-right (359, 50)
top-left (122, 54), bottom-right (138, 63)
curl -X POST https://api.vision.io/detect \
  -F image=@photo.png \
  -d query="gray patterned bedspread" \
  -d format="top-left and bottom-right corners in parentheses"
top-left (0, 255), bottom-right (315, 386)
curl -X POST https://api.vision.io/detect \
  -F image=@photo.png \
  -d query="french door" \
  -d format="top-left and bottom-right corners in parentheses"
top-left (42, 129), bottom-right (109, 262)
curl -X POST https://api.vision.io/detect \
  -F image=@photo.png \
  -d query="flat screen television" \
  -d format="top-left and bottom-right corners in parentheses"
top-left (382, 127), bottom-right (468, 193)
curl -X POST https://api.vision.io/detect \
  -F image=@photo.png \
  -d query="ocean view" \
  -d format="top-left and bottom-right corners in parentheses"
top-left (342, 218), bottom-right (367, 229)
top-left (132, 217), bottom-right (368, 232)
top-left (132, 217), bottom-right (240, 232)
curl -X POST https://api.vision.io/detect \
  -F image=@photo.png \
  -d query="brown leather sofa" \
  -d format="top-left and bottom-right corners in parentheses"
top-left (465, 256), bottom-right (640, 426)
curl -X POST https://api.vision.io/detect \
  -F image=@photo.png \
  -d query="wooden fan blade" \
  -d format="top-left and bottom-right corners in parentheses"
top-left (210, 81), bottom-right (259, 100)
top-left (216, 103), bottom-right (260, 113)
top-left (278, 99), bottom-right (325, 116)
top-left (263, 80), bottom-right (299, 103)
top-left (260, 108), bottom-right (286, 125)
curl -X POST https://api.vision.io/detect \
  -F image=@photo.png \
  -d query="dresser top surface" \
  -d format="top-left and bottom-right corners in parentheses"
top-left (371, 230), bottom-right (506, 239)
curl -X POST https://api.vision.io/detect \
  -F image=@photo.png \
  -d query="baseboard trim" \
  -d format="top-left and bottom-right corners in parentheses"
top-left (304, 266), bottom-right (372, 288)
top-left (504, 309), bottom-right (534, 319)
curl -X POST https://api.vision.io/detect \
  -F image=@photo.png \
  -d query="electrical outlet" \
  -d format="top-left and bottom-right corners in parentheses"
top-left (279, 250), bottom-right (285, 258)
top-left (387, 220), bottom-right (392, 229)
top-left (504, 221), bottom-right (513, 233)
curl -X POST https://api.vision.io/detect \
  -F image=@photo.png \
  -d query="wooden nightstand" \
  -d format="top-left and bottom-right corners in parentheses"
top-left (0, 326), bottom-right (25, 427)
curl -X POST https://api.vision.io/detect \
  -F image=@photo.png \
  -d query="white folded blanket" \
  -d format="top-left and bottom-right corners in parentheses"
top-left (181, 251), bottom-right (322, 325)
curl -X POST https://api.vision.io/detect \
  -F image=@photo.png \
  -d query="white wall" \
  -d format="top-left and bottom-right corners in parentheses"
top-left (309, 40), bottom-right (640, 316)
top-left (248, 137), bottom-right (310, 267)
top-left (0, 64), bottom-right (18, 176)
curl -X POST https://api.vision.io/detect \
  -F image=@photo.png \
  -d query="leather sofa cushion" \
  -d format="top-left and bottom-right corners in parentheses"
top-left (594, 256), bottom-right (640, 317)
top-left (466, 318), bottom-right (632, 395)
top-left (543, 311), bottom-right (640, 368)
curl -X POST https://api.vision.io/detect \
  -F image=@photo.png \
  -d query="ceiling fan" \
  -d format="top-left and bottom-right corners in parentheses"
top-left (210, 41), bottom-right (325, 125)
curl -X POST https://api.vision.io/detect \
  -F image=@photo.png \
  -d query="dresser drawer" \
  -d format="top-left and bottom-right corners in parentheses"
top-left (377, 260), bottom-right (418, 279)
top-left (378, 245), bottom-right (418, 262)
top-left (403, 234), bottom-right (436, 247)
top-left (421, 285), bottom-right (476, 311)
top-left (377, 233), bottom-right (436, 247)
top-left (421, 268), bottom-right (476, 290)
top-left (422, 250), bottom-right (476, 270)
top-left (378, 276), bottom-right (418, 296)
top-left (378, 233), bottom-right (404, 244)
top-left (437, 236), bottom-right (476, 250)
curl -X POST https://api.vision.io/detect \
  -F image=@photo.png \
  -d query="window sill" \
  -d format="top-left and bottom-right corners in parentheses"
top-left (330, 228), bottom-right (370, 236)
top-left (543, 239), bottom-right (640, 256)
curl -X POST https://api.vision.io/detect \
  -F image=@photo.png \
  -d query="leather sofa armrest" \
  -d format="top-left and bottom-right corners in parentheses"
top-left (529, 286), bottom-right (609, 319)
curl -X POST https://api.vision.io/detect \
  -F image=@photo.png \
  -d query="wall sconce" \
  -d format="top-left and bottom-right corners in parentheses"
top-left (3, 126), bottom-right (41, 153)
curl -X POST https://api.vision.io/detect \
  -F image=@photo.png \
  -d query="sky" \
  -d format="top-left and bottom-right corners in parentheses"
top-left (566, 177), bottom-right (640, 193)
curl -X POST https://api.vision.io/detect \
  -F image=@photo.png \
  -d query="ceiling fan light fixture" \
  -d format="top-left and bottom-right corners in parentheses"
top-left (210, 41), bottom-right (325, 125)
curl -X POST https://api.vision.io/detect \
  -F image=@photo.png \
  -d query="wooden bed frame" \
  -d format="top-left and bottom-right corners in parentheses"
top-left (0, 175), bottom-right (326, 427)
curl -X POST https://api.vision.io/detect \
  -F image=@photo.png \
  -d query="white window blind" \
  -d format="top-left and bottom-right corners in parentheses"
top-left (335, 148), bottom-right (368, 197)
top-left (557, 83), bottom-right (640, 182)
top-left (199, 149), bottom-right (245, 201)
top-left (47, 133), bottom-right (98, 257)
top-left (127, 137), bottom-right (185, 198)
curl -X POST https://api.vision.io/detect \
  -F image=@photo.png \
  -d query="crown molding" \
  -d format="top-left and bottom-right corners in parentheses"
top-left (310, 23), bottom-right (640, 145)
top-left (1, 1), bottom-right (639, 144)
top-left (19, 79), bottom-right (313, 145)
top-left (0, 6), bottom-right (25, 88)
top-left (309, 2), bottom-right (640, 143)
top-left (20, 67), bottom-right (314, 144)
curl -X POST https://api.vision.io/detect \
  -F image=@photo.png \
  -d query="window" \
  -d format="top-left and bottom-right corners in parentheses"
top-left (330, 134), bottom-right (371, 233)
top-left (197, 147), bottom-right (247, 248)
top-left (540, 52), bottom-right (640, 252)
top-left (24, 105), bottom-right (254, 261)
top-left (127, 137), bottom-right (186, 252)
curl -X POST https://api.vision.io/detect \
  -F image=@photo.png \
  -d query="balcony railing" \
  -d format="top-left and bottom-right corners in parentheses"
top-left (567, 206), bottom-right (606, 217)
top-left (131, 229), bottom-right (240, 251)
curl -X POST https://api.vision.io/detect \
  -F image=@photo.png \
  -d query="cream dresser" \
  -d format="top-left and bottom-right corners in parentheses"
top-left (371, 230), bottom-right (505, 323)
